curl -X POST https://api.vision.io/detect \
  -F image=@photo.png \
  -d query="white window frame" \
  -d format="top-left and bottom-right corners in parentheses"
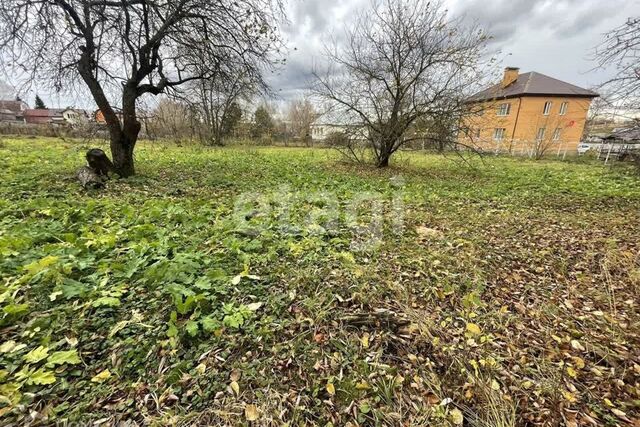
top-left (559, 102), bottom-right (568, 115)
top-left (553, 128), bottom-right (561, 141)
top-left (536, 127), bottom-right (546, 141)
top-left (497, 103), bottom-right (511, 116)
top-left (543, 101), bottom-right (552, 116)
top-left (493, 128), bottom-right (506, 141)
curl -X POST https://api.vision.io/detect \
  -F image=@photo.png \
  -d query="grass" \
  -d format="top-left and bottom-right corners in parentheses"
top-left (0, 136), bottom-right (639, 426)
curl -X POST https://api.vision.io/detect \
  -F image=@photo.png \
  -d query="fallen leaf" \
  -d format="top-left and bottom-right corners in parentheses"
top-left (326, 382), bottom-right (335, 396)
top-left (360, 333), bottom-right (370, 348)
top-left (450, 408), bottom-right (464, 425)
top-left (466, 323), bottom-right (481, 336)
top-left (570, 340), bottom-right (585, 352)
top-left (91, 369), bottom-right (112, 383)
top-left (246, 302), bottom-right (263, 311)
top-left (245, 404), bottom-right (260, 421)
top-left (572, 357), bottom-right (585, 369)
top-left (230, 380), bottom-right (240, 396)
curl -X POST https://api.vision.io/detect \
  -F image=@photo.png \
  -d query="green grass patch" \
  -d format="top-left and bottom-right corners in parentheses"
top-left (1, 137), bottom-right (639, 425)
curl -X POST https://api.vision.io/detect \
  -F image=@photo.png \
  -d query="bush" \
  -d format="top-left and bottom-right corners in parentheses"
top-left (324, 131), bottom-right (350, 147)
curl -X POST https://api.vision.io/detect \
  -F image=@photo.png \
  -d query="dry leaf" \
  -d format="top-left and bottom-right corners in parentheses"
top-left (360, 333), bottom-right (370, 348)
top-left (230, 380), bottom-right (240, 396)
top-left (326, 382), bottom-right (335, 395)
top-left (466, 323), bottom-right (481, 336)
top-left (450, 408), bottom-right (464, 425)
top-left (245, 404), bottom-right (259, 421)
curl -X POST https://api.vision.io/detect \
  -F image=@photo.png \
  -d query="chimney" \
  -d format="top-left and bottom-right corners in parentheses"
top-left (502, 67), bottom-right (519, 88)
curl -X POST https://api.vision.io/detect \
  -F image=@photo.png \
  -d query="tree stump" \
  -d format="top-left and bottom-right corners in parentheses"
top-left (76, 166), bottom-right (105, 189)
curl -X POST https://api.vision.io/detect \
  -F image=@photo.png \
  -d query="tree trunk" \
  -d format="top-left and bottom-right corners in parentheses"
top-left (110, 136), bottom-right (136, 177)
top-left (377, 153), bottom-right (390, 167)
top-left (113, 86), bottom-right (141, 177)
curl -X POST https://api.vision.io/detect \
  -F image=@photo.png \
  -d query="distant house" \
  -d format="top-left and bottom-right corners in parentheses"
top-left (310, 122), bottom-right (367, 141)
top-left (62, 108), bottom-right (91, 126)
top-left (464, 67), bottom-right (599, 152)
top-left (24, 108), bottom-right (66, 125)
top-left (603, 127), bottom-right (640, 143)
top-left (0, 100), bottom-right (29, 122)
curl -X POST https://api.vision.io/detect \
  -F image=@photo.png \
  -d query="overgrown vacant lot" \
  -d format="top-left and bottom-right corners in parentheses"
top-left (1, 137), bottom-right (639, 426)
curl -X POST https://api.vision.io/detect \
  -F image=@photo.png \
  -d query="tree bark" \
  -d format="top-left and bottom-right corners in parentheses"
top-left (377, 154), bottom-right (390, 167)
top-left (113, 85), bottom-right (141, 177)
top-left (110, 136), bottom-right (136, 177)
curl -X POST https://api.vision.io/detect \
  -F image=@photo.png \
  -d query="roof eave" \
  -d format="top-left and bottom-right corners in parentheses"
top-left (466, 92), bottom-right (599, 103)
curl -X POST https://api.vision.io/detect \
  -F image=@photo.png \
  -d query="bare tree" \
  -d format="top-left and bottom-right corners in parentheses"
top-left (312, 0), bottom-right (489, 167)
top-left (147, 99), bottom-right (192, 143)
top-left (287, 98), bottom-right (317, 143)
top-left (594, 17), bottom-right (640, 113)
top-left (0, 0), bottom-right (282, 176)
top-left (181, 70), bottom-right (255, 146)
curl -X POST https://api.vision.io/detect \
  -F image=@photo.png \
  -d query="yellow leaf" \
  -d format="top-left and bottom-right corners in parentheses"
top-left (230, 380), bottom-right (240, 396)
top-left (245, 404), bottom-right (260, 421)
top-left (195, 363), bottom-right (206, 375)
top-left (360, 333), bottom-right (370, 348)
top-left (466, 323), bottom-right (481, 336)
top-left (522, 380), bottom-right (533, 390)
top-left (572, 357), bottom-right (585, 369)
top-left (604, 398), bottom-right (614, 407)
top-left (91, 369), bottom-right (112, 383)
top-left (566, 367), bottom-right (577, 378)
top-left (450, 408), bottom-right (464, 425)
top-left (326, 383), bottom-right (335, 396)
top-left (562, 391), bottom-right (577, 403)
top-left (355, 381), bottom-right (370, 390)
top-left (490, 379), bottom-right (500, 391)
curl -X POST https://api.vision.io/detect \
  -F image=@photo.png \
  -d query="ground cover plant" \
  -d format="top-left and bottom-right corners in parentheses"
top-left (0, 137), bottom-right (639, 426)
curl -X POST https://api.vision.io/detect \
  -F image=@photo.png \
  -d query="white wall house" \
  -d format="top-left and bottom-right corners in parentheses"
top-left (310, 123), bottom-right (368, 141)
top-left (62, 109), bottom-right (90, 126)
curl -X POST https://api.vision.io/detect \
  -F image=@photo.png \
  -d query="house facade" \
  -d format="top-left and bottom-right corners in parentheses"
top-left (24, 108), bottom-right (67, 125)
top-left (0, 100), bottom-right (29, 122)
top-left (464, 67), bottom-right (599, 153)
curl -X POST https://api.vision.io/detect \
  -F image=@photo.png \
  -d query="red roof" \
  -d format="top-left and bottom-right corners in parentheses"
top-left (24, 109), bottom-right (52, 117)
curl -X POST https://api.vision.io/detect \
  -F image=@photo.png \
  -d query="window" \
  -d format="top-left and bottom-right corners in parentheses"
top-left (559, 102), bottom-right (568, 115)
top-left (493, 128), bottom-right (506, 141)
top-left (543, 101), bottom-right (552, 115)
top-left (553, 128), bottom-right (562, 141)
top-left (497, 103), bottom-right (511, 116)
top-left (536, 127), bottom-right (546, 141)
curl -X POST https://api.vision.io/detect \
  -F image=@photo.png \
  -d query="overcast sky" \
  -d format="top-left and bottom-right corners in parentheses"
top-left (267, 0), bottom-right (640, 108)
top-left (3, 0), bottom-right (639, 110)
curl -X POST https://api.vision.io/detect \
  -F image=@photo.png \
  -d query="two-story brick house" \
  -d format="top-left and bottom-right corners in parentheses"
top-left (464, 67), bottom-right (599, 153)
